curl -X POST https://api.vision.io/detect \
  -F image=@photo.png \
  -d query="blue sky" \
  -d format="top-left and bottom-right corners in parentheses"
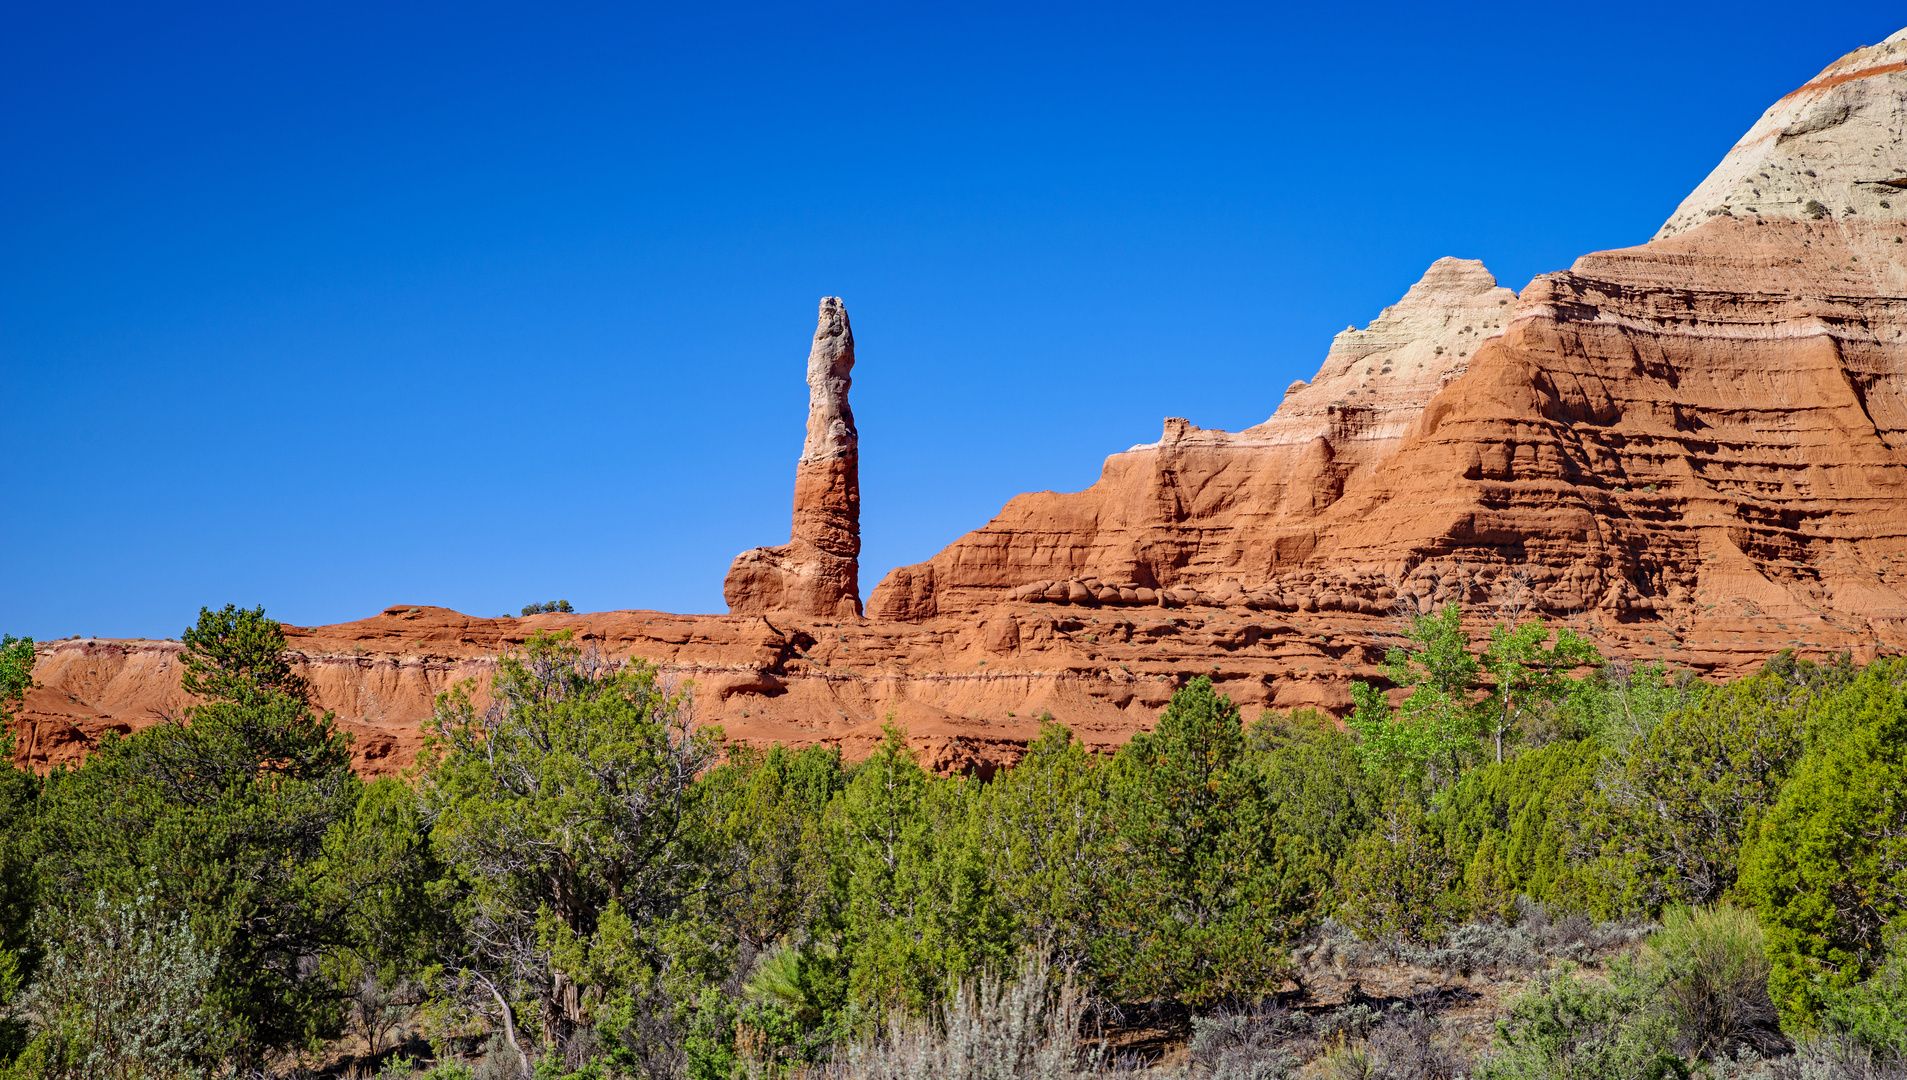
top-left (3, 2), bottom-right (1901, 640)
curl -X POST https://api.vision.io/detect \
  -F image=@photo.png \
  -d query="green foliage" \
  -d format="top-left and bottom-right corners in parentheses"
top-left (1478, 618), bottom-right (1600, 764)
top-left (1737, 657), bottom-right (1907, 1024)
top-left (0, 634), bottom-right (40, 999)
top-left (1561, 661), bottom-right (1710, 749)
top-left (1566, 671), bottom-right (1807, 917)
top-left (29, 606), bottom-right (390, 1061)
top-left (650, 986), bottom-right (738, 1080)
top-left (1349, 604), bottom-right (1481, 782)
top-left (0, 937), bottom-right (21, 1067)
top-left (422, 629), bottom-right (721, 1058)
top-left (1337, 797), bottom-right (1460, 944)
top-left (1476, 961), bottom-right (1686, 1080)
top-left (1814, 928), bottom-right (1907, 1065)
top-left (975, 723), bottom-right (1115, 977)
top-left (1252, 711), bottom-right (1382, 868)
top-left (28, 595), bottom-right (1907, 1074)
top-left (1099, 677), bottom-right (1326, 1005)
top-left (0, 639), bottom-right (43, 1066)
top-left (1436, 740), bottom-right (1603, 920)
top-left (1640, 904), bottom-right (1781, 1063)
top-left (12, 888), bottom-right (228, 1079)
top-left (0, 660), bottom-right (40, 1058)
top-left (520, 601), bottom-right (575, 616)
top-left (703, 744), bottom-right (843, 953)
top-left (826, 725), bottom-right (1009, 1014)
top-left (179, 603), bottom-right (310, 704)
top-left (1349, 604), bottom-right (1605, 784)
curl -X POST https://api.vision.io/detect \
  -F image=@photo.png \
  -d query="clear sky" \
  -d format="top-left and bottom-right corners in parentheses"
top-left (3, 2), bottom-right (1901, 640)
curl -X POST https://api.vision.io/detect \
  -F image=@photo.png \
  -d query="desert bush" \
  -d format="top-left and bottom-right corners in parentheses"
top-left (1239, 1003), bottom-right (1468, 1080)
top-left (0, 729), bottom-right (36, 1063)
top-left (1363, 1007), bottom-right (1470, 1080)
top-left (1188, 1000), bottom-right (1307, 1079)
top-left (1405, 907), bottom-right (1650, 980)
top-left (346, 973), bottom-right (423, 1066)
top-left (1474, 961), bottom-right (1684, 1080)
top-left (1643, 904), bottom-right (1785, 1062)
top-left (826, 724), bottom-right (1010, 1014)
top-left (1302, 898), bottom-right (1649, 985)
top-left (825, 951), bottom-right (1104, 1080)
top-left (11, 888), bottom-right (228, 1079)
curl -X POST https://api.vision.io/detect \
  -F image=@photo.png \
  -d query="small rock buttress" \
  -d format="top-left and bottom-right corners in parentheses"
top-left (724, 298), bottom-right (863, 617)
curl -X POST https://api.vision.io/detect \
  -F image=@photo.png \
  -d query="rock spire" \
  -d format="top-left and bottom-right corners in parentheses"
top-left (724, 298), bottom-right (863, 617)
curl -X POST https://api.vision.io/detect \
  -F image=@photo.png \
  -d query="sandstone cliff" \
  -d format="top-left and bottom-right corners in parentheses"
top-left (868, 29), bottom-right (1907, 655)
top-left (18, 29), bottom-right (1907, 775)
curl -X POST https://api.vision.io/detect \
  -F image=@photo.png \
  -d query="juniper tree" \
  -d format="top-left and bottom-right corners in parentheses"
top-left (1738, 657), bottom-right (1907, 1024)
top-left (421, 630), bottom-right (720, 1066)
top-left (825, 725), bottom-right (1009, 1015)
top-left (29, 606), bottom-right (423, 1065)
top-left (1099, 677), bottom-right (1327, 1006)
top-left (977, 722), bottom-right (1117, 979)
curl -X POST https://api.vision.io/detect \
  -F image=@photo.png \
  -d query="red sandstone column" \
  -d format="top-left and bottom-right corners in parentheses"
top-left (723, 298), bottom-right (863, 617)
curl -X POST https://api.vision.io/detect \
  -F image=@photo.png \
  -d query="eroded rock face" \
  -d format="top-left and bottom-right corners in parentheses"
top-left (22, 29), bottom-right (1907, 777)
top-left (868, 27), bottom-right (1907, 660)
top-left (866, 257), bottom-right (1522, 619)
top-left (1655, 29), bottom-right (1907, 240)
top-left (724, 298), bottom-right (863, 618)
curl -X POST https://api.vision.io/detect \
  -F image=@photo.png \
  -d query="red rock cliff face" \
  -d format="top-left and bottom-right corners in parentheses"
top-left (868, 30), bottom-right (1907, 661)
top-left (18, 29), bottom-right (1907, 775)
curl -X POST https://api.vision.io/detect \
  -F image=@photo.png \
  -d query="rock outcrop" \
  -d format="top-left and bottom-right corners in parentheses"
top-left (867, 257), bottom-right (1520, 620)
top-left (868, 29), bottom-right (1907, 658)
top-left (19, 28), bottom-right (1907, 777)
top-left (724, 298), bottom-right (864, 618)
top-left (1655, 28), bottom-right (1907, 240)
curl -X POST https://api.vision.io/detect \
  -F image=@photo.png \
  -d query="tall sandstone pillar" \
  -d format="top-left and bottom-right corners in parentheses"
top-left (723, 297), bottom-right (863, 617)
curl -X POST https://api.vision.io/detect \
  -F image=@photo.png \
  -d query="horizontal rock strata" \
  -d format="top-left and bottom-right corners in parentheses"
top-left (18, 29), bottom-right (1907, 776)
